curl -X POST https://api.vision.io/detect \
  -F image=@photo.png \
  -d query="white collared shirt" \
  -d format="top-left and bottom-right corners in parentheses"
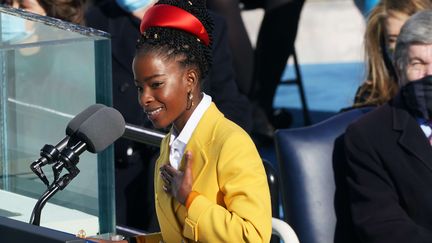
top-left (417, 118), bottom-right (432, 139)
top-left (420, 124), bottom-right (432, 138)
top-left (168, 93), bottom-right (212, 169)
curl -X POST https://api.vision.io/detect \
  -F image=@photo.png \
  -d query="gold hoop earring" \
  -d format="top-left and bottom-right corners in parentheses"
top-left (186, 91), bottom-right (194, 110)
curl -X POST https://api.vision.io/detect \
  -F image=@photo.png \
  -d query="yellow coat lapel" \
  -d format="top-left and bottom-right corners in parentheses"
top-left (155, 136), bottom-right (183, 242)
top-left (173, 104), bottom-right (221, 213)
top-left (182, 103), bottom-right (221, 184)
top-left (155, 103), bottom-right (224, 241)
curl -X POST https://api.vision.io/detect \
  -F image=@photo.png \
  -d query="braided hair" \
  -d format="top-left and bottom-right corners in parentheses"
top-left (136, 0), bottom-right (214, 80)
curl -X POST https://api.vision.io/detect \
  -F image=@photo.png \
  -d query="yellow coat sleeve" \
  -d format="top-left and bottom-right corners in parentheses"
top-left (183, 130), bottom-right (272, 242)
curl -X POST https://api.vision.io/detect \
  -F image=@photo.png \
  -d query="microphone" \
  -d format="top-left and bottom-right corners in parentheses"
top-left (29, 106), bottom-right (124, 226)
top-left (30, 104), bottom-right (106, 186)
top-left (66, 104), bottom-right (107, 137)
top-left (52, 106), bottom-right (125, 184)
top-left (76, 106), bottom-right (126, 153)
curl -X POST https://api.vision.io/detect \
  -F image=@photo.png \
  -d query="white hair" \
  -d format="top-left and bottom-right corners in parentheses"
top-left (394, 10), bottom-right (432, 85)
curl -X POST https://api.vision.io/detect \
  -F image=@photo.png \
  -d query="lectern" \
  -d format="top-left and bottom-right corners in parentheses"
top-left (0, 216), bottom-right (88, 243)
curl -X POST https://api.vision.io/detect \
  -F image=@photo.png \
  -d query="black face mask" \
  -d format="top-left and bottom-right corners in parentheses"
top-left (401, 75), bottom-right (432, 120)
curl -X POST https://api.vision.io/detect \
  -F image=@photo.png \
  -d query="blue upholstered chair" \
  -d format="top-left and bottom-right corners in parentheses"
top-left (274, 107), bottom-right (373, 243)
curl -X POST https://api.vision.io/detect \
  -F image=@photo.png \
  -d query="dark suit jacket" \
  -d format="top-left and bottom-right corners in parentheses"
top-left (344, 94), bottom-right (432, 243)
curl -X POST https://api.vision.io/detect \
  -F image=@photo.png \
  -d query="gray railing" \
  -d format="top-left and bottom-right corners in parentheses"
top-left (122, 123), bottom-right (165, 147)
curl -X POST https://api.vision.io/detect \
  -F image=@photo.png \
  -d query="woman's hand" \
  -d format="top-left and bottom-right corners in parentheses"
top-left (160, 151), bottom-right (193, 205)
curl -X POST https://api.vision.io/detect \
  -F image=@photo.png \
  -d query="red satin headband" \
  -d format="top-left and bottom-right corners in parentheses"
top-left (140, 4), bottom-right (210, 46)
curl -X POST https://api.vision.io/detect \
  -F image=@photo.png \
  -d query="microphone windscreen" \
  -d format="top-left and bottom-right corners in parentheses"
top-left (76, 107), bottom-right (125, 153)
top-left (66, 104), bottom-right (106, 136)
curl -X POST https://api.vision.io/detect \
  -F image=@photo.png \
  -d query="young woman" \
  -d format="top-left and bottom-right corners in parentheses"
top-left (353, 0), bottom-right (432, 107)
top-left (131, 0), bottom-right (272, 242)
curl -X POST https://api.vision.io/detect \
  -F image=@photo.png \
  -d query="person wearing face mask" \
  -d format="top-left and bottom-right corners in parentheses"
top-left (0, 0), bottom-right (85, 23)
top-left (0, 0), bottom-right (90, 108)
top-left (351, 0), bottom-right (432, 109)
top-left (344, 10), bottom-right (432, 242)
top-left (85, 0), bottom-right (254, 232)
top-left (1, 0), bottom-right (85, 42)
top-left (1, 13), bottom-right (32, 42)
top-left (0, 1), bottom-right (40, 42)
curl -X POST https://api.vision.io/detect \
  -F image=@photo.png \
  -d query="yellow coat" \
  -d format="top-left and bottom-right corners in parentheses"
top-left (153, 103), bottom-right (272, 243)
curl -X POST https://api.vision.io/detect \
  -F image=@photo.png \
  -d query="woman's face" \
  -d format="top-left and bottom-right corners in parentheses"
top-left (10, 0), bottom-right (46, 16)
top-left (133, 51), bottom-right (196, 131)
top-left (384, 10), bottom-right (410, 53)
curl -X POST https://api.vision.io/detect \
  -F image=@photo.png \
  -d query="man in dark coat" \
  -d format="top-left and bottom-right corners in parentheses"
top-left (344, 10), bottom-right (432, 243)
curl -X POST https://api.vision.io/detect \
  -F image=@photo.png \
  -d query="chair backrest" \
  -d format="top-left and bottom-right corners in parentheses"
top-left (274, 107), bottom-right (373, 243)
top-left (272, 217), bottom-right (300, 243)
top-left (263, 159), bottom-right (287, 243)
top-left (262, 159), bottom-right (280, 219)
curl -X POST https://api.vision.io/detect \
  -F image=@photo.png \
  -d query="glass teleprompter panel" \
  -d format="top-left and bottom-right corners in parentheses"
top-left (0, 6), bottom-right (114, 235)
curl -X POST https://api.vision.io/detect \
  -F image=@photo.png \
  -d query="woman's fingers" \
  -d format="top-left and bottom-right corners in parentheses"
top-left (184, 151), bottom-right (193, 180)
top-left (163, 164), bottom-right (179, 175)
top-left (159, 152), bottom-right (194, 202)
top-left (160, 171), bottom-right (171, 185)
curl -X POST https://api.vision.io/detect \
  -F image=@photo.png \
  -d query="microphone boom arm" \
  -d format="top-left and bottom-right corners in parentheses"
top-left (29, 171), bottom-right (80, 226)
top-left (30, 137), bottom-right (70, 187)
top-left (29, 142), bottom-right (86, 225)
